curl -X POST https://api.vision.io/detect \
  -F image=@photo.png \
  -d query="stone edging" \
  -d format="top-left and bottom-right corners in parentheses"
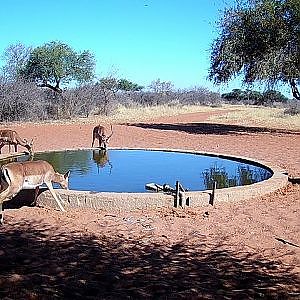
top-left (36, 147), bottom-right (289, 212)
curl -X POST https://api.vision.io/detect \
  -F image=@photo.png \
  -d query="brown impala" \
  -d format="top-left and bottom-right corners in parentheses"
top-left (0, 129), bottom-right (33, 154)
top-left (91, 124), bottom-right (113, 149)
top-left (0, 160), bottom-right (70, 224)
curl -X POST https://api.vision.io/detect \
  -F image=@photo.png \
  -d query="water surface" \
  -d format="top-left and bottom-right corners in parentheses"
top-left (32, 149), bottom-right (272, 192)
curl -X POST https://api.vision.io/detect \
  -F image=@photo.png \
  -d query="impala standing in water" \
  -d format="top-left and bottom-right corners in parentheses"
top-left (0, 160), bottom-right (70, 224)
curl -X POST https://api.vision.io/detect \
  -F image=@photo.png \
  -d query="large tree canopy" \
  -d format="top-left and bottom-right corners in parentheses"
top-left (21, 41), bottom-right (95, 93)
top-left (209, 0), bottom-right (300, 99)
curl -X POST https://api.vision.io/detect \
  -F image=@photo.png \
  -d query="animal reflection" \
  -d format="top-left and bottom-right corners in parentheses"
top-left (92, 149), bottom-right (113, 174)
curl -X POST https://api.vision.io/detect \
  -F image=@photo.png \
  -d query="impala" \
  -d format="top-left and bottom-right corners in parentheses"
top-left (0, 160), bottom-right (70, 224)
top-left (91, 124), bottom-right (113, 149)
top-left (0, 129), bottom-right (33, 154)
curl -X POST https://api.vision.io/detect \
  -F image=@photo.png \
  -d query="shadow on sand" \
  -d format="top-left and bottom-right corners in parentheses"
top-left (128, 122), bottom-right (300, 136)
top-left (0, 218), bottom-right (299, 299)
top-left (3, 188), bottom-right (47, 209)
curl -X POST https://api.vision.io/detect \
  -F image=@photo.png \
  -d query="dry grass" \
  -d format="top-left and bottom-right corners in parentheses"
top-left (26, 104), bottom-right (229, 125)
top-left (108, 104), bottom-right (228, 124)
top-left (4, 103), bottom-right (300, 131)
top-left (108, 104), bottom-right (300, 131)
top-left (208, 105), bottom-right (300, 131)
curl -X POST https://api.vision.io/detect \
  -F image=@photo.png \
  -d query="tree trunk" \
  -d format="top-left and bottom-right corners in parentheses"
top-left (39, 82), bottom-right (62, 93)
top-left (289, 79), bottom-right (300, 100)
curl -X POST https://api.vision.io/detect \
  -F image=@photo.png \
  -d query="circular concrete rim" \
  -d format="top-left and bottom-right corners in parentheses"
top-left (34, 147), bottom-right (289, 212)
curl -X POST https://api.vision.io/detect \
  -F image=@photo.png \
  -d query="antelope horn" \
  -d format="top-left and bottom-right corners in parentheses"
top-left (106, 124), bottom-right (113, 141)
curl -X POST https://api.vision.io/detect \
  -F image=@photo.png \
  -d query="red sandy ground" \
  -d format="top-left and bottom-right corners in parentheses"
top-left (0, 110), bottom-right (299, 299)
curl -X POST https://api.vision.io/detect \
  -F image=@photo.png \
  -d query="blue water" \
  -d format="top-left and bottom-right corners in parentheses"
top-left (31, 149), bottom-right (272, 192)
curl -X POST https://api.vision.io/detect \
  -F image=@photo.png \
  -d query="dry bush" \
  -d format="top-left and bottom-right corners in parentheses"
top-left (178, 87), bottom-right (222, 106)
top-left (0, 79), bottom-right (45, 122)
top-left (284, 101), bottom-right (300, 116)
top-left (115, 88), bottom-right (223, 108)
top-left (62, 84), bottom-right (117, 117)
top-left (0, 80), bottom-right (119, 122)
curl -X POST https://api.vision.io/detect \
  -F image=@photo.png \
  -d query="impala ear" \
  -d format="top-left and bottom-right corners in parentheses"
top-left (64, 170), bottom-right (70, 179)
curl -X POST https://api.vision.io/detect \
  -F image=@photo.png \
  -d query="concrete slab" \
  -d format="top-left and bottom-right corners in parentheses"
top-left (36, 148), bottom-right (289, 212)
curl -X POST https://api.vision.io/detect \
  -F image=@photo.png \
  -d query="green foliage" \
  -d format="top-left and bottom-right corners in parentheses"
top-left (97, 77), bottom-right (144, 93)
top-left (262, 89), bottom-right (288, 103)
top-left (209, 0), bottom-right (300, 99)
top-left (97, 77), bottom-right (118, 91)
top-left (222, 88), bottom-right (288, 104)
top-left (222, 89), bottom-right (262, 103)
top-left (21, 41), bottom-right (95, 92)
top-left (117, 78), bottom-right (143, 91)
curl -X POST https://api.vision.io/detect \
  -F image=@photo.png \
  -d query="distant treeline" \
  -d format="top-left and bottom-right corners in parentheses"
top-left (0, 41), bottom-right (298, 122)
top-left (0, 79), bottom-right (298, 123)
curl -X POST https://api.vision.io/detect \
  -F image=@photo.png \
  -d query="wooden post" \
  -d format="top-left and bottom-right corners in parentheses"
top-left (209, 181), bottom-right (217, 206)
top-left (179, 182), bottom-right (185, 208)
top-left (186, 196), bottom-right (190, 206)
top-left (175, 181), bottom-right (180, 207)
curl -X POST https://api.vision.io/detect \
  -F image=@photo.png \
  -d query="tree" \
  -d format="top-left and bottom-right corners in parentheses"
top-left (209, 0), bottom-right (300, 100)
top-left (1, 43), bottom-right (32, 81)
top-left (222, 89), bottom-right (263, 103)
top-left (96, 77), bottom-right (119, 115)
top-left (221, 89), bottom-right (247, 102)
top-left (21, 41), bottom-right (95, 93)
top-left (149, 78), bottom-right (174, 94)
top-left (117, 78), bottom-right (143, 91)
top-left (261, 89), bottom-right (288, 103)
top-left (97, 77), bottom-right (119, 93)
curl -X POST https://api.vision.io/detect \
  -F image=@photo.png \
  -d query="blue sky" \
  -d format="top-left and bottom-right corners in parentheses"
top-left (0, 0), bottom-right (291, 96)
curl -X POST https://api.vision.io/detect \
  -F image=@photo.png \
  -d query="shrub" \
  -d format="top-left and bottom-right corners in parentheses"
top-left (284, 101), bottom-right (300, 116)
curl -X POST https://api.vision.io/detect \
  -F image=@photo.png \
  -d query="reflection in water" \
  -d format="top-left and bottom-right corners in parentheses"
top-left (203, 166), bottom-right (236, 189)
top-left (202, 165), bottom-right (271, 189)
top-left (92, 149), bottom-right (113, 174)
top-left (18, 149), bottom-right (272, 193)
top-left (0, 154), bottom-right (32, 167)
top-left (34, 150), bottom-right (91, 175)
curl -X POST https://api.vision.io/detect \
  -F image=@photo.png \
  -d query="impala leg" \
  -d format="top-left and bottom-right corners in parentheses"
top-left (0, 188), bottom-right (19, 225)
top-left (0, 203), bottom-right (3, 225)
top-left (32, 186), bottom-right (40, 206)
top-left (45, 182), bottom-right (66, 212)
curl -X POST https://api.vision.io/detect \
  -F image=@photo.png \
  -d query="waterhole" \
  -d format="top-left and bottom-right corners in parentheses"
top-left (29, 149), bottom-right (272, 193)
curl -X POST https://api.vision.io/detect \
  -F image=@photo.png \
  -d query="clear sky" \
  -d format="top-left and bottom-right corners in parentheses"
top-left (0, 0), bottom-right (291, 96)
